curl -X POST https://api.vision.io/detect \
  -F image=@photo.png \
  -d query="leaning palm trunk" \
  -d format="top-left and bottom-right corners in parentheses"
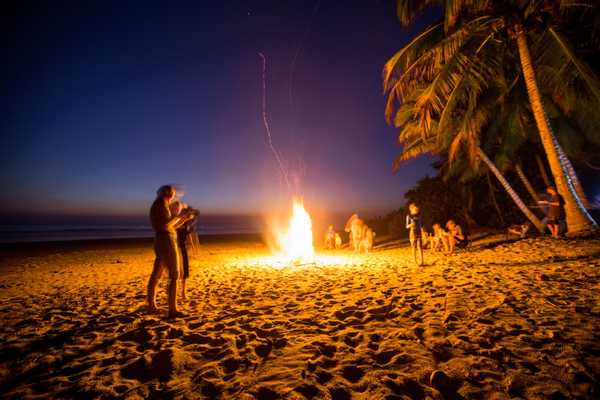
top-left (554, 144), bottom-right (590, 209)
top-left (515, 162), bottom-right (539, 203)
top-left (478, 147), bottom-right (545, 232)
top-left (515, 25), bottom-right (597, 234)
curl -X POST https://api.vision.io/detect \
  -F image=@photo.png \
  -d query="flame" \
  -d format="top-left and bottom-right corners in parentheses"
top-left (276, 198), bottom-right (315, 263)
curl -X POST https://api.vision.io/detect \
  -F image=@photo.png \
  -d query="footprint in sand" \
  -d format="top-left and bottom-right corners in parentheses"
top-left (328, 386), bottom-right (352, 400)
top-left (294, 384), bottom-right (320, 399)
top-left (341, 364), bottom-right (365, 384)
top-left (253, 386), bottom-right (281, 400)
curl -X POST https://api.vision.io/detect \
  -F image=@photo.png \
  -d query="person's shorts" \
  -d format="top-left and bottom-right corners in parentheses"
top-left (154, 232), bottom-right (180, 279)
top-left (547, 218), bottom-right (557, 225)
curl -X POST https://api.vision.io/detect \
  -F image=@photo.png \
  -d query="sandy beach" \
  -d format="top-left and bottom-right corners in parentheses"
top-left (1, 234), bottom-right (599, 399)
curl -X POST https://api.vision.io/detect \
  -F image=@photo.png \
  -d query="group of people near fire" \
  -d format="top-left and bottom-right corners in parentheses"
top-left (148, 183), bottom-right (566, 318)
top-left (324, 214), bottom-right (377, 253)
top-left (324, 207), bottom-right (466, 260)
top-left (325, 186), bottom-right (565, 264)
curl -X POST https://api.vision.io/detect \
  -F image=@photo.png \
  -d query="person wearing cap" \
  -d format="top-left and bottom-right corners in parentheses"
top-left (147, 185), bottom-right (193, 318)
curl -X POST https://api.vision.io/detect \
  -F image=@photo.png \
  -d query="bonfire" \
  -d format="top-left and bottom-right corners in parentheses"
top-left (275, 197), bottom-right (315, 265)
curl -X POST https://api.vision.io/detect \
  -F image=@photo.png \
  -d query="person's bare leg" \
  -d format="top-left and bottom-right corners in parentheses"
top-left (181, 279), bottom-right (186, 300)
top-left (417, 239), bottom-right (424, 266)
top-left (167, 243), bottom-right (182, 318)
top-left (147, 258), bottom-right (164, 312)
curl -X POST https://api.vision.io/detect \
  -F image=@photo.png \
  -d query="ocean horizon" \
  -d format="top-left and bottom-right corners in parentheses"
top-left (0, 214), bottom-right (264, 244)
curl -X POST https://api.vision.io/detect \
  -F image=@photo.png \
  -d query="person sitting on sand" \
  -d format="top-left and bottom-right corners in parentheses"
top-left (324, 225), bottom-right (335, 250)
top-left (537, 186), bottom-right (564, 238)
top-left (446, 220), bottom-right (465, 254)
top-left (508, 222), bottom-right (531, 238)
top-left (148, 185), bottom-right (194, 318)
top-left (170, 201), bottom-right (199, 301)
top-left (421, 227), bottom-right (431, 249)
top-left (431, 223), bottom-right (448, 252)
top-left (406, 203), bottom-right (424, 266)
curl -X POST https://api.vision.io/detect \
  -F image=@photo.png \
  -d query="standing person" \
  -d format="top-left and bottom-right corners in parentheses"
top-left (172, 202), bottom-right (199, 301)
top-left (406, 203), bottom-right (424, 266)
top-left (538, 186), bottom-right (564, 238)
top-left (344, 213), bottom-right (365, 252)
top-left (148, 185), bottom-right (192, 318)
top-left (334, 233), bottom-right (342, 249)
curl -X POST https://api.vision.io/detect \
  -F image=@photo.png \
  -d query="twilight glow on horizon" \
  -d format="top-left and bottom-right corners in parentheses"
top-left (1, 1), bottom-right (437, 219)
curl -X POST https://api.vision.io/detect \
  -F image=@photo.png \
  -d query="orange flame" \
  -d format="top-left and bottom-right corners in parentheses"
top-left (276, 198), bottom-right (314, 263)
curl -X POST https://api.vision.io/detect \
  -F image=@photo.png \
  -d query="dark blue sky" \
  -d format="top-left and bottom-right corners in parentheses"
top-left (1, 1), bottom-right (437, 218)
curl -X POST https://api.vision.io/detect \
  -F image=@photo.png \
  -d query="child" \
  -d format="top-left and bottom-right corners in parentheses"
top-left (334, 233), bottom-right (342, 249)
top-left (446, 220), bottom-right (465, 254)
top-left (406, 203), bottom-right (424, 265)
top-left (431, 223), bottom-right (449, 252)
top-left (421, 228), bottom-right (431, 249)
top-left (324, 225), bottom-right (335, 249)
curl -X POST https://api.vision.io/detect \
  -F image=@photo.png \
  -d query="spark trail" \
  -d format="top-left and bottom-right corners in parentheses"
top-left (258, 52), bottom-right (291, 190)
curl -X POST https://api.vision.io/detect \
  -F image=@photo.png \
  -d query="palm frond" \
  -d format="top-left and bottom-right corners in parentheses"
top-left (396, 0), bottom-right (440, 27)
top-left (547, 27), bottom-right (600, 101)
top-left (383, 22), bottom-right (443, 91)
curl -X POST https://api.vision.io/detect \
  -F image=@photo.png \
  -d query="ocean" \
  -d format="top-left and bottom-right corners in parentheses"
top-left (0, 215), bottom-right (263, 243)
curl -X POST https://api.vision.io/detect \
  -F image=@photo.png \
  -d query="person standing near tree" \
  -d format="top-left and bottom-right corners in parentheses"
top-left (538, 186), bottom-right (564, 238)
top-left (148, 185), bottom-right (193, 318)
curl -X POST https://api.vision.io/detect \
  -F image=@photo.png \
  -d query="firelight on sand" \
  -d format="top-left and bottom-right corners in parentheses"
top-left (276, 198), bottom-right (315, 264)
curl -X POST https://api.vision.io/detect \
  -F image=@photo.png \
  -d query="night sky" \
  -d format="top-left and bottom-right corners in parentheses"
top-left (1, 1), bottom-right (437, 219)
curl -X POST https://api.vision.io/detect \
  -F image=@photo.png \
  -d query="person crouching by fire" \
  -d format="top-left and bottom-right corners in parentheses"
top-left (148, 185), bottom-right (194, 318)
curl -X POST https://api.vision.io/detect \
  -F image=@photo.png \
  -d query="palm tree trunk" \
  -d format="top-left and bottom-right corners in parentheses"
top-left (514, 24), bottom-right (597, 234)
top-left (535, 154), bottom-right (551, 187)
top-left (554, 145), bottom-right (590, 209)
top-left (478, 147), bottom-right (545, 232)
top-left (515, 162), bottom-right (539, 203)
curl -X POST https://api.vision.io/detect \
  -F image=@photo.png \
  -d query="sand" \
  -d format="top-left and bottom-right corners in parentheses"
top-left (1, 234), bottom-right (600, 399)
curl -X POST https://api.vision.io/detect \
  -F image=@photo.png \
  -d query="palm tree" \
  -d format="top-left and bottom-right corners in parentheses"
top-left (385, 0), bottom-right (599, 234)
top-left (390, 87), bottom-right (546, 232)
